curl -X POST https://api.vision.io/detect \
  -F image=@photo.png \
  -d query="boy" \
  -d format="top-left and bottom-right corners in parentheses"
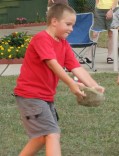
top-left (14, 4), bottom-right (104, 156)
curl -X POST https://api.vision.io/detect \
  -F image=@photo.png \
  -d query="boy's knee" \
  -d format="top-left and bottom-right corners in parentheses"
top-left (46, 133), bottom-right (61, 141)
top-left (30, 136), bottom-right (46, 145)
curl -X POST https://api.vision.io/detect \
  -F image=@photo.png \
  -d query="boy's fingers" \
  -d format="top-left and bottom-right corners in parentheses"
top-left (77, 82), bottom-right (86, 90)
top-left (76, 91), bottom-right (86, 102)
top-left (75, 90), bottom-right (86, 97)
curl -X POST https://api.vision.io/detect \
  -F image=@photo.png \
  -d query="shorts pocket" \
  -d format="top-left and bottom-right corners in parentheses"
top-left (21, 105), bottom-right (43, 120)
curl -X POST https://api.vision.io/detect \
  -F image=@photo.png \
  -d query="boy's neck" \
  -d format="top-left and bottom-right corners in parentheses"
top-left (46, 28), bottom-right (60, 41)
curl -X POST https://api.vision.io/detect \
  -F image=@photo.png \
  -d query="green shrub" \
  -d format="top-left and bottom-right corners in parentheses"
top-left (74, 0), bottom-right (87, 12)
top-left (0, 32), bottom-right (32, 59)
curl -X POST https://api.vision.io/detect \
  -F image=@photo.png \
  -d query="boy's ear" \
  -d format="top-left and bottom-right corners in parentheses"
top-left (51, 17), bottom-right (58, 26)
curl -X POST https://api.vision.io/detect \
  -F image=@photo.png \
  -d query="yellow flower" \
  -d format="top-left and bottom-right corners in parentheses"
top-left (1, 47), bottom-right (4, 50)
top-left (0, 32), bottom-right (31, 59)
top-left (10, 46), bottom-right (14, 49)
top-left (8, 49), bottom-right (11, 52)
top-left (25, 39), bottom-right (30, 42)
top-left (21, 45), bottom-right (24, 47)
top-left (8, 55), bottom-right (12, 58)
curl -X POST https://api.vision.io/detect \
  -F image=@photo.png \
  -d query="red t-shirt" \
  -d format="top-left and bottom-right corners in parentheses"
top-left (14, 31), bottom-right (80, 102)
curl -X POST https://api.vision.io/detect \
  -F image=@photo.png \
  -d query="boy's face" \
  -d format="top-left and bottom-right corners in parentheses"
top-left (53, 11), bottom-right (76, 39)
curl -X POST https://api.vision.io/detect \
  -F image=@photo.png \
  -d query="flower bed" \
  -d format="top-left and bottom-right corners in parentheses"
top-left (0, 58), bottom-right (24, 64)
top-left (0, 22), bottom-right (46, 29)
top-left (15, 17), bottom-right (27, 24)
top-left (0, 32), bottom-right (32, 60)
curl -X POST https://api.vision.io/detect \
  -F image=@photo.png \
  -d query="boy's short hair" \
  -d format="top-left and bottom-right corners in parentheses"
top-left (47, 3), bottom-right (76, 25)
top-left (48, 0), bottom-right (68, 7)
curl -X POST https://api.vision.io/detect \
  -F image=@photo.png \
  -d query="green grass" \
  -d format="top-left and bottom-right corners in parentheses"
top-left (1, 73), bottom-right (119, 156)
top-left (97, 31), bottom-right (108, 48)
top-left (93, 30), bottom-right (118, 48)
top-left (90, 31), bottom-right (108, 48)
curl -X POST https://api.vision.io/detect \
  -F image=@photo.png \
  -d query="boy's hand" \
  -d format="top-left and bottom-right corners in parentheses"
top-left (92, 85), bottom-right (105, 93)
top-left (77, 82), bottom-right (86, 90)
top-left (69, 82), bottom-right (86, 100)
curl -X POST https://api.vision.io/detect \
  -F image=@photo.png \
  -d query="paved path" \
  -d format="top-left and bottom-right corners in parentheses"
top-left (0, 25), bottom-right (118, 76)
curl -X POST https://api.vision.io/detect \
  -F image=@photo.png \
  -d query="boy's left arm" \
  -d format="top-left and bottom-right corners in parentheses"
top-left (72, 67), bottom-right (105, 93)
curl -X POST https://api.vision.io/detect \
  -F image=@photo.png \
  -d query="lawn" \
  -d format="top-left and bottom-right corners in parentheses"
top-left (91, 31), bottom-right (108, 48)
top-left (0, 73), bottom-right (119, 156)
top-left (97, 31), bottom-right (108, 48)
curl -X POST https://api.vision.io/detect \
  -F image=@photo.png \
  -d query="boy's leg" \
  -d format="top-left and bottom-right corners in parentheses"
top-left (19, 136), bottom-right (45, 156)
top-left (45, 133), bottom-right (61, 156)
top-left (19, 133), bottom-right (61, 156)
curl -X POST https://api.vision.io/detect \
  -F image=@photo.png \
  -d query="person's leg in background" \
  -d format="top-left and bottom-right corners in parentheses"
top-left (107, 29), bottom-right (113, 64)
top-left (81, 31), bottom-right (100, 64)
top-left (84, 29), bottom-right (113, 64)
top-left (81, 8), bottom-right (105, 64)
top-left (92, 31), bottom-right (100, 42)
top-left (91, 8), bottom-right (113, 64)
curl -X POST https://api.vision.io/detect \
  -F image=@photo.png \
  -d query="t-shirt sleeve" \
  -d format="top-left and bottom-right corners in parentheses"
top-left (33, 35), bottom-right (56, 61)
top-left (64, 41), bottom-right (81, 71)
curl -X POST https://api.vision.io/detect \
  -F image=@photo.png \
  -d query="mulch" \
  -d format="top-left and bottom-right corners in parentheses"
top-left (0, 22), bottom-right (46, 29)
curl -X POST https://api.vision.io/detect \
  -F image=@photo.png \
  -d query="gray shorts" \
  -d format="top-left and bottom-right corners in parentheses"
top-left (93, 8), bottom-right (113, 30)
top-left (15, 96), bottom-right (60, 139)
top-left (111, 8), bottom-right (119, 28)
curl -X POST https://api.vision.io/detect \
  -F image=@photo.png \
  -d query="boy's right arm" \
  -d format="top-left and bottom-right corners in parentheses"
top-left (45, 59), bottom-right (86, 98)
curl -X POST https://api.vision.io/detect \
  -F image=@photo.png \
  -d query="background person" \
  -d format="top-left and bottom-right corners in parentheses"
top-left (14, 4), bottom-right (104, 156)
top-left (91, 0), bottom-right (119, 64)
top-left (111, 7), bottom-right (119, 28)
